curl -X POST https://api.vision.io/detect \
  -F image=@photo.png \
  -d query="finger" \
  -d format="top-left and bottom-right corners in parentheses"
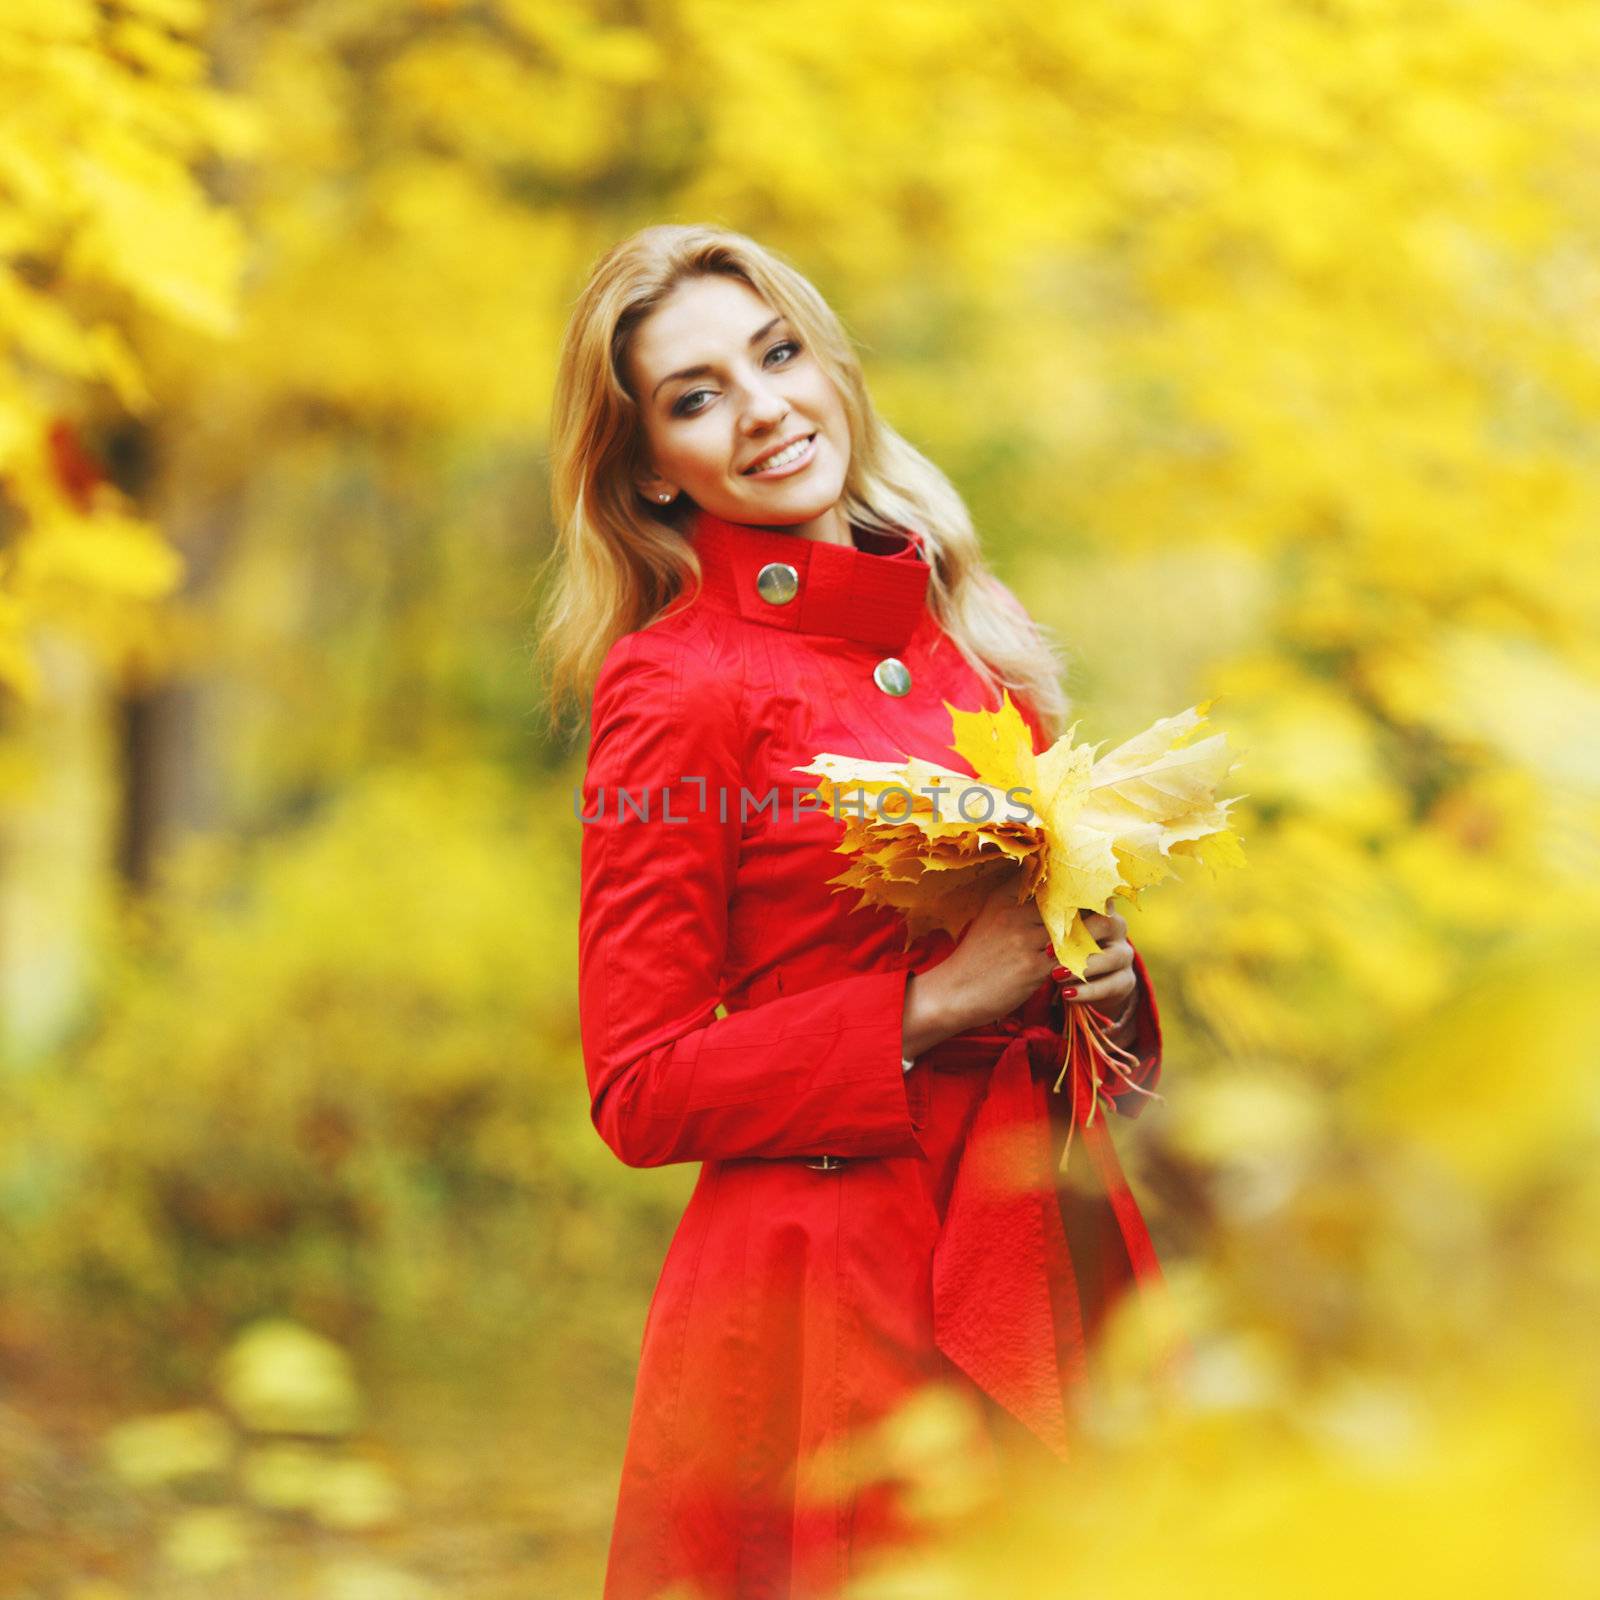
top-left (1060, 970), bottom-right (1137, 1011)
top-left (1081, 910), bottom-right (1127, 944)
top-left (1079, 940), bottom-right (1133, 980)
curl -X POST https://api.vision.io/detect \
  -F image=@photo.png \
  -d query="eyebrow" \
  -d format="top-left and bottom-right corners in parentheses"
top-left (652, 315), bottom-right (787, 402)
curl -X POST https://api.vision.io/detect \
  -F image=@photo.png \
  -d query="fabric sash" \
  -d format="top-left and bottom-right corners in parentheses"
top-left (925, 1016), bottom-right (1182, 1457)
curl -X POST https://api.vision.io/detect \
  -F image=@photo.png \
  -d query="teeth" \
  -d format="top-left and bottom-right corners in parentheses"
top-left (748, 434), bottom-right (812, 472)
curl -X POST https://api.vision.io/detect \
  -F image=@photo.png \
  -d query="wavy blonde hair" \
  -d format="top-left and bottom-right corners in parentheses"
top-left (534, 223), bottom-right (1069, 744)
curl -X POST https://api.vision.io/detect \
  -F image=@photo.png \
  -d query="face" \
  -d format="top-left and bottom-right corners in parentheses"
top-left (625, 274), bottom-right (853, 543)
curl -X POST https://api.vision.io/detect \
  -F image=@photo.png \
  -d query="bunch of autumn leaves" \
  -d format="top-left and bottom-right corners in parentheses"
top-left (797, 693), bottom-right (1245, 1146)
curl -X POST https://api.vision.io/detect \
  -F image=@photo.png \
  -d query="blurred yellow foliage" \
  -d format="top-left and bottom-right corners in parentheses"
top-left (2, 0), bottom-right (1599, 1592)
top-left (0, 0), bottom-right (258, 695)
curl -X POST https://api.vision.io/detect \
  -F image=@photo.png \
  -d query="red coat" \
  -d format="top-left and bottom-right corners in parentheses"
top-left (578, 507), bottom-right (1174, 1600)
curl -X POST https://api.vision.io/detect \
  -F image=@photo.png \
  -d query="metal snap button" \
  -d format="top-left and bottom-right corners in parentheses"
top-left (803, 1154), bottom-right (846, 1171)
top-left (756, 562), bottom-right (799, 605)
top-left (873, 656), bottom-right (912, 696)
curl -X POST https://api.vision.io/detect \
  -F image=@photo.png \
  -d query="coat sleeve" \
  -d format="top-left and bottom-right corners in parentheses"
top-left (577, 626), bottom-right (925, 1169)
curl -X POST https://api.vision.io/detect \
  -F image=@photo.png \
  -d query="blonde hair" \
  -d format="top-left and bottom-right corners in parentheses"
top-left (534, 223), bottom-right (1070, 744)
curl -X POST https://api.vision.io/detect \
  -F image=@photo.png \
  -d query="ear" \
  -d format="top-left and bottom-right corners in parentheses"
top-left (636, 474), bottom-right (677, 505)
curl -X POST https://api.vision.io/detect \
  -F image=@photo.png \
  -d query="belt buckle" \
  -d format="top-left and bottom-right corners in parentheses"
top-left (803, 1154), bottom-right (846, 1171)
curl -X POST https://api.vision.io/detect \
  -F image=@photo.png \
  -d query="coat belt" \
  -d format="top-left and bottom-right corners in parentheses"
top-left (922, 1019), bottom-right (1173, 1459)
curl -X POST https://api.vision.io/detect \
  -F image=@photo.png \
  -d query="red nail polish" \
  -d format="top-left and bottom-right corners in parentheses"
top-left (1063, 986), bottom-right (1078, 997)
top-left (1051, 966), bottom-right (1070, 981)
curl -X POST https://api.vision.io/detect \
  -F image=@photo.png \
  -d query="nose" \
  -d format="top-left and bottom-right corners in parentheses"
top-left (738, 372), bottom-right (789, 433)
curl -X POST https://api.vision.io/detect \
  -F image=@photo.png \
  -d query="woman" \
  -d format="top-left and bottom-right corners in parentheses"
top-left (539, 224), bottom-right (1172, 1600)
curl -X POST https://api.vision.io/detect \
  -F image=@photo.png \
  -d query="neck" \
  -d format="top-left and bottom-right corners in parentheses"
top-left (741, 502), bottom-right (853, 547)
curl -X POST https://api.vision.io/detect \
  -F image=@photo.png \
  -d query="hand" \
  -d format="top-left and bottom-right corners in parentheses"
top-left (902, 879), bottom-right (1059, 1055)
top-left (1053, 898), bottom-right (1140, 1033)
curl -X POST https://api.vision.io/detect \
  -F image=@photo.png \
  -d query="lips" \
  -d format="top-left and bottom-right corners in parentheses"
top-left (742, 431), bottom-right (817, 474)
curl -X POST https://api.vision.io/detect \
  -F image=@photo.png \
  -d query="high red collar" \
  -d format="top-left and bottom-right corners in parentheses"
top-left (684, 506), bottom-right (931, 652)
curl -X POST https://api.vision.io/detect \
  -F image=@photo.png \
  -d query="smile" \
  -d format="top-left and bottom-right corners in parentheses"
top-left (742, 432), bottom-right (818, 477)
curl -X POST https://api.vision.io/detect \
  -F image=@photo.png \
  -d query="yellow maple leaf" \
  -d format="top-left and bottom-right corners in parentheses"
top-left (796, 690), bottom-right (1246, 974)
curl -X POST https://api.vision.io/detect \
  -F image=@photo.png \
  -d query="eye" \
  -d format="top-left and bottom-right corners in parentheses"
top-left (670, 340), bottom-right (803, 419)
